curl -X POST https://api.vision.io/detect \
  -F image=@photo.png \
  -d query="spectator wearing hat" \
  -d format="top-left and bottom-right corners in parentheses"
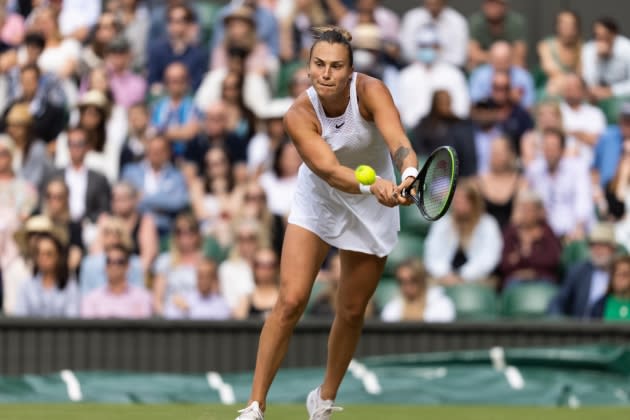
top-left (0, 135), bottom-right (38, 314)
top-left (121, 135), bottom-right (189, 237)
top-left (397, 25), bottom-right (469, 130)
top-left (400, 0), bottom-right (468, 68)
top-left (13, 226), bottom-right (80, 318)
top-left (2, 101), bottom-right (51, 189)
top-left (104, 36), bottom-right (147, 110)
top-left (164, 256), bottom-right (231, 320)
top-left (149, 62), bottom-right (200, 160)
top-left (211, 0), bottom-right (279, 58)
top-left (468, 0), bottom-right (527, 70)
top-left (55, 89), bottom-right (128, 184)
top-left (211, 6), bottom-right (278, 84)
top-left (351, 24), bottom-right (400, 101)
top-left (185, 100), bottom-right (249, 175)
top-left (549, 223), bottom-right (621, 318)
top-left (49, 126), bottom-right (111, 226)
top-left (582, 17), bottom-right (630, 102)
top-left (526, 128), bottom-right (592, 241)
top-left (195, 44), bottom-right (272, 119)
top-left (147, 3), bottom-right (208, 93)
top-left (80, 243), bottom-right (150, 319)
top-left (248, 98), bottom-right (293, 176)
top-left (469, 41), bottom-right (535, 109)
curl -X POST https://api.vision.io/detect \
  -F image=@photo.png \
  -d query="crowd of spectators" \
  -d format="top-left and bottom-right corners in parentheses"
top-left (1, 0), bottom-right (630, 323)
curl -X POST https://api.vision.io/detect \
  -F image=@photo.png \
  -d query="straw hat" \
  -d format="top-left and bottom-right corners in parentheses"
top-left (223, 6), bottom-right (255, 27)
top-left (588, 223), bottom-right (617, 247)
top-left (78, 90), bottom-right (110, 111)
top-left (5, 102), bottom-right (33, 126)
top-left (352, 24), bottom-right (383, 51)
top-left (13, 215), bottom-right (69, 254)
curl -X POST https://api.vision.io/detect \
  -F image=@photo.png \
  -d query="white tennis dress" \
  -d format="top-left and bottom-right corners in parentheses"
top-left (287, 73), bottom-right (400, 257)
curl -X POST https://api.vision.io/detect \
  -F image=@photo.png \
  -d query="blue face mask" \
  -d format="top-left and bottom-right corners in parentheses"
top-left (417, 47), bottom-right (437, 64)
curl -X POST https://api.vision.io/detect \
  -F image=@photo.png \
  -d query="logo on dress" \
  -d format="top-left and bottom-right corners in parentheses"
top-left (335, 122), bottom-right (345, 129)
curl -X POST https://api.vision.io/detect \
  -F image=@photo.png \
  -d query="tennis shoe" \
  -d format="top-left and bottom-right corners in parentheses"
top-left (235, 401), bottom-right (264, 420)
top-left (306, 387), bottom-right (343, 420)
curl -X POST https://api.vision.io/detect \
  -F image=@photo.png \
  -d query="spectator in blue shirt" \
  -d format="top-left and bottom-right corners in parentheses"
top-left (147, 3), bottom-right (209, 93)
top-left (150, 62), bottom-right (200, 159)
top-left (593, 103), bottom-right (630, 188)
top-left (469, 41), bottom-right (535, 109)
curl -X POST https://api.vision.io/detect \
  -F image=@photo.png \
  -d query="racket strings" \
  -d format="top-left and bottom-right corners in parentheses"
top-left (421, 151), bottom-right (454, 218)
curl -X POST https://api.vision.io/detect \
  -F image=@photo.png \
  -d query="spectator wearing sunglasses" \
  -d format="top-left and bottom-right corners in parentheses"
top-left (80, 242), bottom-right (151, 319)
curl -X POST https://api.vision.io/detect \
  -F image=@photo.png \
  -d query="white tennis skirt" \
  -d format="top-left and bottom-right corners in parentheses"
top-left (288, 166), bottom-right (399, 257)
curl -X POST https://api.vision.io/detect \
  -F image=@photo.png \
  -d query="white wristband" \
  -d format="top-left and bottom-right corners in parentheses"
top-left (401, 167), bottom-right (419, 180)
top-left (359, 183), bottom-right (372, 195)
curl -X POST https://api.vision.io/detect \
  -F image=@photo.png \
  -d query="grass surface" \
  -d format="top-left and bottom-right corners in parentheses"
top-left (2, 404), bottom-right (630, 420)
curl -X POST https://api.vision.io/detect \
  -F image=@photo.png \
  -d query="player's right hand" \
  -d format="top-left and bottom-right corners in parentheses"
top-left (370, 178), bottom-right (400, 207)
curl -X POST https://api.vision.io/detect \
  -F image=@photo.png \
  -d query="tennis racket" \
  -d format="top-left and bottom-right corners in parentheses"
top-left (402, 146), bottom-right (459, 221)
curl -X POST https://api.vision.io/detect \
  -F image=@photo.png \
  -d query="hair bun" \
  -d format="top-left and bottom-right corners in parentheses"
top-left (311, 25), bottom-right (352, 43)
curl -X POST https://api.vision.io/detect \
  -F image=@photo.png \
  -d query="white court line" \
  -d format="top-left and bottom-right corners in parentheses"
top-left (489, 347), bottom-right (525, 390)
top-left (206, 372), bottom-right (236, 404)
top-left (348, 359), bottom-right (382, 395)
top-left (60, 369), bottom-right (83, 402)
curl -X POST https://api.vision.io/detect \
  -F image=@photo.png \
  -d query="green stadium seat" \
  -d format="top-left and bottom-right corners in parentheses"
top-left (443, 283), bottom-right (498, 320)
top-left (202, 236), bottom-right (229, 263)
top-left (275, 60), bottom-right (305, 98)
top-left (382, 233), bottom-right (425, 277)
top-left (374, 277), bottom-right (399, 312)
top-left (500, 282), bottom-right (559, 319)
top-left (399, 204), bottom-right (431, 237)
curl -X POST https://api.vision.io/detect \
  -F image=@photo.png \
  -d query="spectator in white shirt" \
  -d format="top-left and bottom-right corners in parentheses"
top-left (397, 26), bottom-right (469, 130)
top-left (381, 258), bottom-right (455, 323)
top-left (58, 0), bottom-right (101, 42)
top-left (400, 0), bottom-right (468, 68)
top-left (560, 73), bottom-right (607, 165)
top-left (424, 180), bottom-right (503, 286)
top-left (526, 128), bottom-right (593, 241)
top-left (582, 17), bottom-right (630, 102)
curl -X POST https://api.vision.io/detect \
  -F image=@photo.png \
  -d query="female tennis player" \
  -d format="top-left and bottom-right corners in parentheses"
top-left (236, 26), bottom-right (419, 420)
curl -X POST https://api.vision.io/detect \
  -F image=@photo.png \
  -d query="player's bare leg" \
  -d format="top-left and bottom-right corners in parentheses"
top-left (247, 224), bottom-right (330, 412)
top-left (319, 250), bottom-right (385, 400)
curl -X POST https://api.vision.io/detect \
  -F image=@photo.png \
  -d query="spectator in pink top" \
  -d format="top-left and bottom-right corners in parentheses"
top-left (0, 0), bottom-right (25, 46)
top-left (80, 243), bottom-right (152, 319)
top-left (104, 37), bottom-right (147, 109)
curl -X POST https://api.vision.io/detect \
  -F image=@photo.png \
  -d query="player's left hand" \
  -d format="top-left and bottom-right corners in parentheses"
top-left (394, 176), bottom-right (416, 206)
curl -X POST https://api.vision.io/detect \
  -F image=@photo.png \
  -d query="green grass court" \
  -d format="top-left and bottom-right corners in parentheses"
top-left (3, 404), bottom-right (630, 420)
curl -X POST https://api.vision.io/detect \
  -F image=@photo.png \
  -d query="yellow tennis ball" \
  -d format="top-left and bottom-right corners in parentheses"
top-left (355, 165), bottom-right (376, 185)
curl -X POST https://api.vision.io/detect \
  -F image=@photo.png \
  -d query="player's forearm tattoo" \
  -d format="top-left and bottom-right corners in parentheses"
top-left (393, 146), bottom-right (411, 171)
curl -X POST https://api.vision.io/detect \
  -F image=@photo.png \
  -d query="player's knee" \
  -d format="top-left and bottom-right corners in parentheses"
top-left (336, 301), bottom-right (366, 326)
top-left (275, 294), bottom-right (308, 324)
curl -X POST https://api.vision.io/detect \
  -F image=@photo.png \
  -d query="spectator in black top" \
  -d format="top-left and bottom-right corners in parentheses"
top-left (410, 89), bottom-right (477, 178)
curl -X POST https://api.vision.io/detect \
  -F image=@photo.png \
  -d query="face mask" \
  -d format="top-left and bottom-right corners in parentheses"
top-left (417, 47), bottom-right (437, 64)
top-left (353, 49), bottom-right (376, 71)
